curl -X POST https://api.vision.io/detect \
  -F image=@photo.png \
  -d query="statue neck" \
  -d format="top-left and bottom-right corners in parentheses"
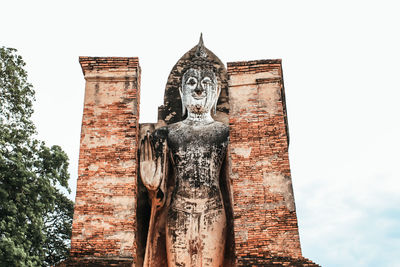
top-left (184, 111), bottom-right (214, 125)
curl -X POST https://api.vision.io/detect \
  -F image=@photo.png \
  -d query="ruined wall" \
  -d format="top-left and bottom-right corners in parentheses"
top-left (66, 55), bottom-right (319, 267)
top-left (69, 57), bottom-right (140, 265)
top-left (228, 60), bottom-right (302, 262)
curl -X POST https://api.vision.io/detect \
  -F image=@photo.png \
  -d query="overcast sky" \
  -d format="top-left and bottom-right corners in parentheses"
top-left (2, 0), bottom-right (399, 266)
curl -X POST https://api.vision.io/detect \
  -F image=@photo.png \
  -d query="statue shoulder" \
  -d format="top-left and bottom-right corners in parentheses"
top-left (153, 122), bottom-right (182, 140)
top-left (211, 121), bottom-right (229, 140)
top-left (212, 121), bottom-right (229, 132)
top-left (163, 121), bottom-right (184, 132)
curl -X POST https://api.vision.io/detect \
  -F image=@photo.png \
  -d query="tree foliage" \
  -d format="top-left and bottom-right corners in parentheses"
top-left (0, 47), bottom-right (73, 266)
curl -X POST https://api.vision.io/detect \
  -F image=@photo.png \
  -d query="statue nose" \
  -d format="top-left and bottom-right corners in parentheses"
top-left (194, 87), bottom-right (203, 96)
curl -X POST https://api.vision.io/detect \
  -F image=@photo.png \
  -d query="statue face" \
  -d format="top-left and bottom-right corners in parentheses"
top-left (181, 68), bottom-right (219, 115)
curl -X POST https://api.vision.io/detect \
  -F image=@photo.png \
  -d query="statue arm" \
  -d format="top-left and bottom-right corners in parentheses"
top-left (140, 129), bottom-right (169, 267)
top-left (139, 129), bottom-right (168, 207)
top-left (140, 131), bottom-right (161, 191)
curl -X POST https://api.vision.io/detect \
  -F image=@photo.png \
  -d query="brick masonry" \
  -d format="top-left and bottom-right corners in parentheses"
top-left (69, 57), bottom-right (141, 265)
top-left (227, 59), bottom-right (316, 264)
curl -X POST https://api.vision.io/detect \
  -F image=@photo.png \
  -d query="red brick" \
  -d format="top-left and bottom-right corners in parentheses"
top-left (69, 57), bottom-right (141, 265)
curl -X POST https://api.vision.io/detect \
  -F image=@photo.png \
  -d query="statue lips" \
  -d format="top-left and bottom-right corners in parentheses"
top-left (188, 104), bottom-right (206, 114)
top-left (190, 90), bottom-right (208, 113)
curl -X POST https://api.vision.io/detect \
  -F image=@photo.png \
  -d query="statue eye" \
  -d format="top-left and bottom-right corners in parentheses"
top-left (202, 77), bottom-right (213, 87)
top-left (187, 78), bottom-right (197, 86)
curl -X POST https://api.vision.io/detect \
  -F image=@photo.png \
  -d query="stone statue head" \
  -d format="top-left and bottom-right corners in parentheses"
top-left (179, 35), bottom-right (220, 117)
top-left (160, 34), bottom-right (228, 125)
top-left (180, 67), bottom-right (220, 116)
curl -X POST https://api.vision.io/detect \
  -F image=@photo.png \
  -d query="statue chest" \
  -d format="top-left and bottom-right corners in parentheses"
top-left (166, 123), bottom-right (229, 191)
top-left (168, 126), bottom-right (228, 168)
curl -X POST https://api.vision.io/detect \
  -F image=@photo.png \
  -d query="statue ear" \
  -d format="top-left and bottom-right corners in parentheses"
top-left (179, 86), bottom-right (186, 117)
top-left (213, 85), bottom-right (221, 115)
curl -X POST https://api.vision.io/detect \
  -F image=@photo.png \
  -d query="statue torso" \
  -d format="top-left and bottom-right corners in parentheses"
top-left (156, 121), bottom-right (229, 211)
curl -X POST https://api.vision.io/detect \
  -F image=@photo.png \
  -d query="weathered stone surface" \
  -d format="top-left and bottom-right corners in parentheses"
top-left (70, 57), bottom-right (141, 264)
top-left (228, 59), bottom-right (302, 262)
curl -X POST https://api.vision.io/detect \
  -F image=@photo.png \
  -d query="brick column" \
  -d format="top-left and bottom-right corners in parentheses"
top-left (69, 57), bottom-right (140, 266)
top-left (228, 60), bottom-right (302, 263)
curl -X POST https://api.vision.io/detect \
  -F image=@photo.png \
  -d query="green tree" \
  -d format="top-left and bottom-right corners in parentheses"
top-left (0, 47), bottom-right (73, 266)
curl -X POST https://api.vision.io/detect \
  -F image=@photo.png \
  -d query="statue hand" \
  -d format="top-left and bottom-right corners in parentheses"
top-left (140, 131), bottom-right (162, 191)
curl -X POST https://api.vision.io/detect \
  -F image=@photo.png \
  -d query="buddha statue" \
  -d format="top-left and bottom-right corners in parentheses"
top-left (140, 35), bottom-right (231, 267)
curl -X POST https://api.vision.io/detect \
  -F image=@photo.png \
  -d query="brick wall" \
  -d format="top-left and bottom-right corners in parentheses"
top-left (69, 57), bottom-right (140, 265)
top-left (228, 60), bottom-right (303, 262)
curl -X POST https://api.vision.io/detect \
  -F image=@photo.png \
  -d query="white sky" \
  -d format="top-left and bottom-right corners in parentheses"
top-left (2, 0), bottom-right (399, 266)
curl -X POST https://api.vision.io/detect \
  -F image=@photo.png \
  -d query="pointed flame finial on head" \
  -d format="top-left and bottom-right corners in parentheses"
top-left (199, 33), bottom-right (204, 46)
top-left (195, 33), bottom-right (208, 58)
